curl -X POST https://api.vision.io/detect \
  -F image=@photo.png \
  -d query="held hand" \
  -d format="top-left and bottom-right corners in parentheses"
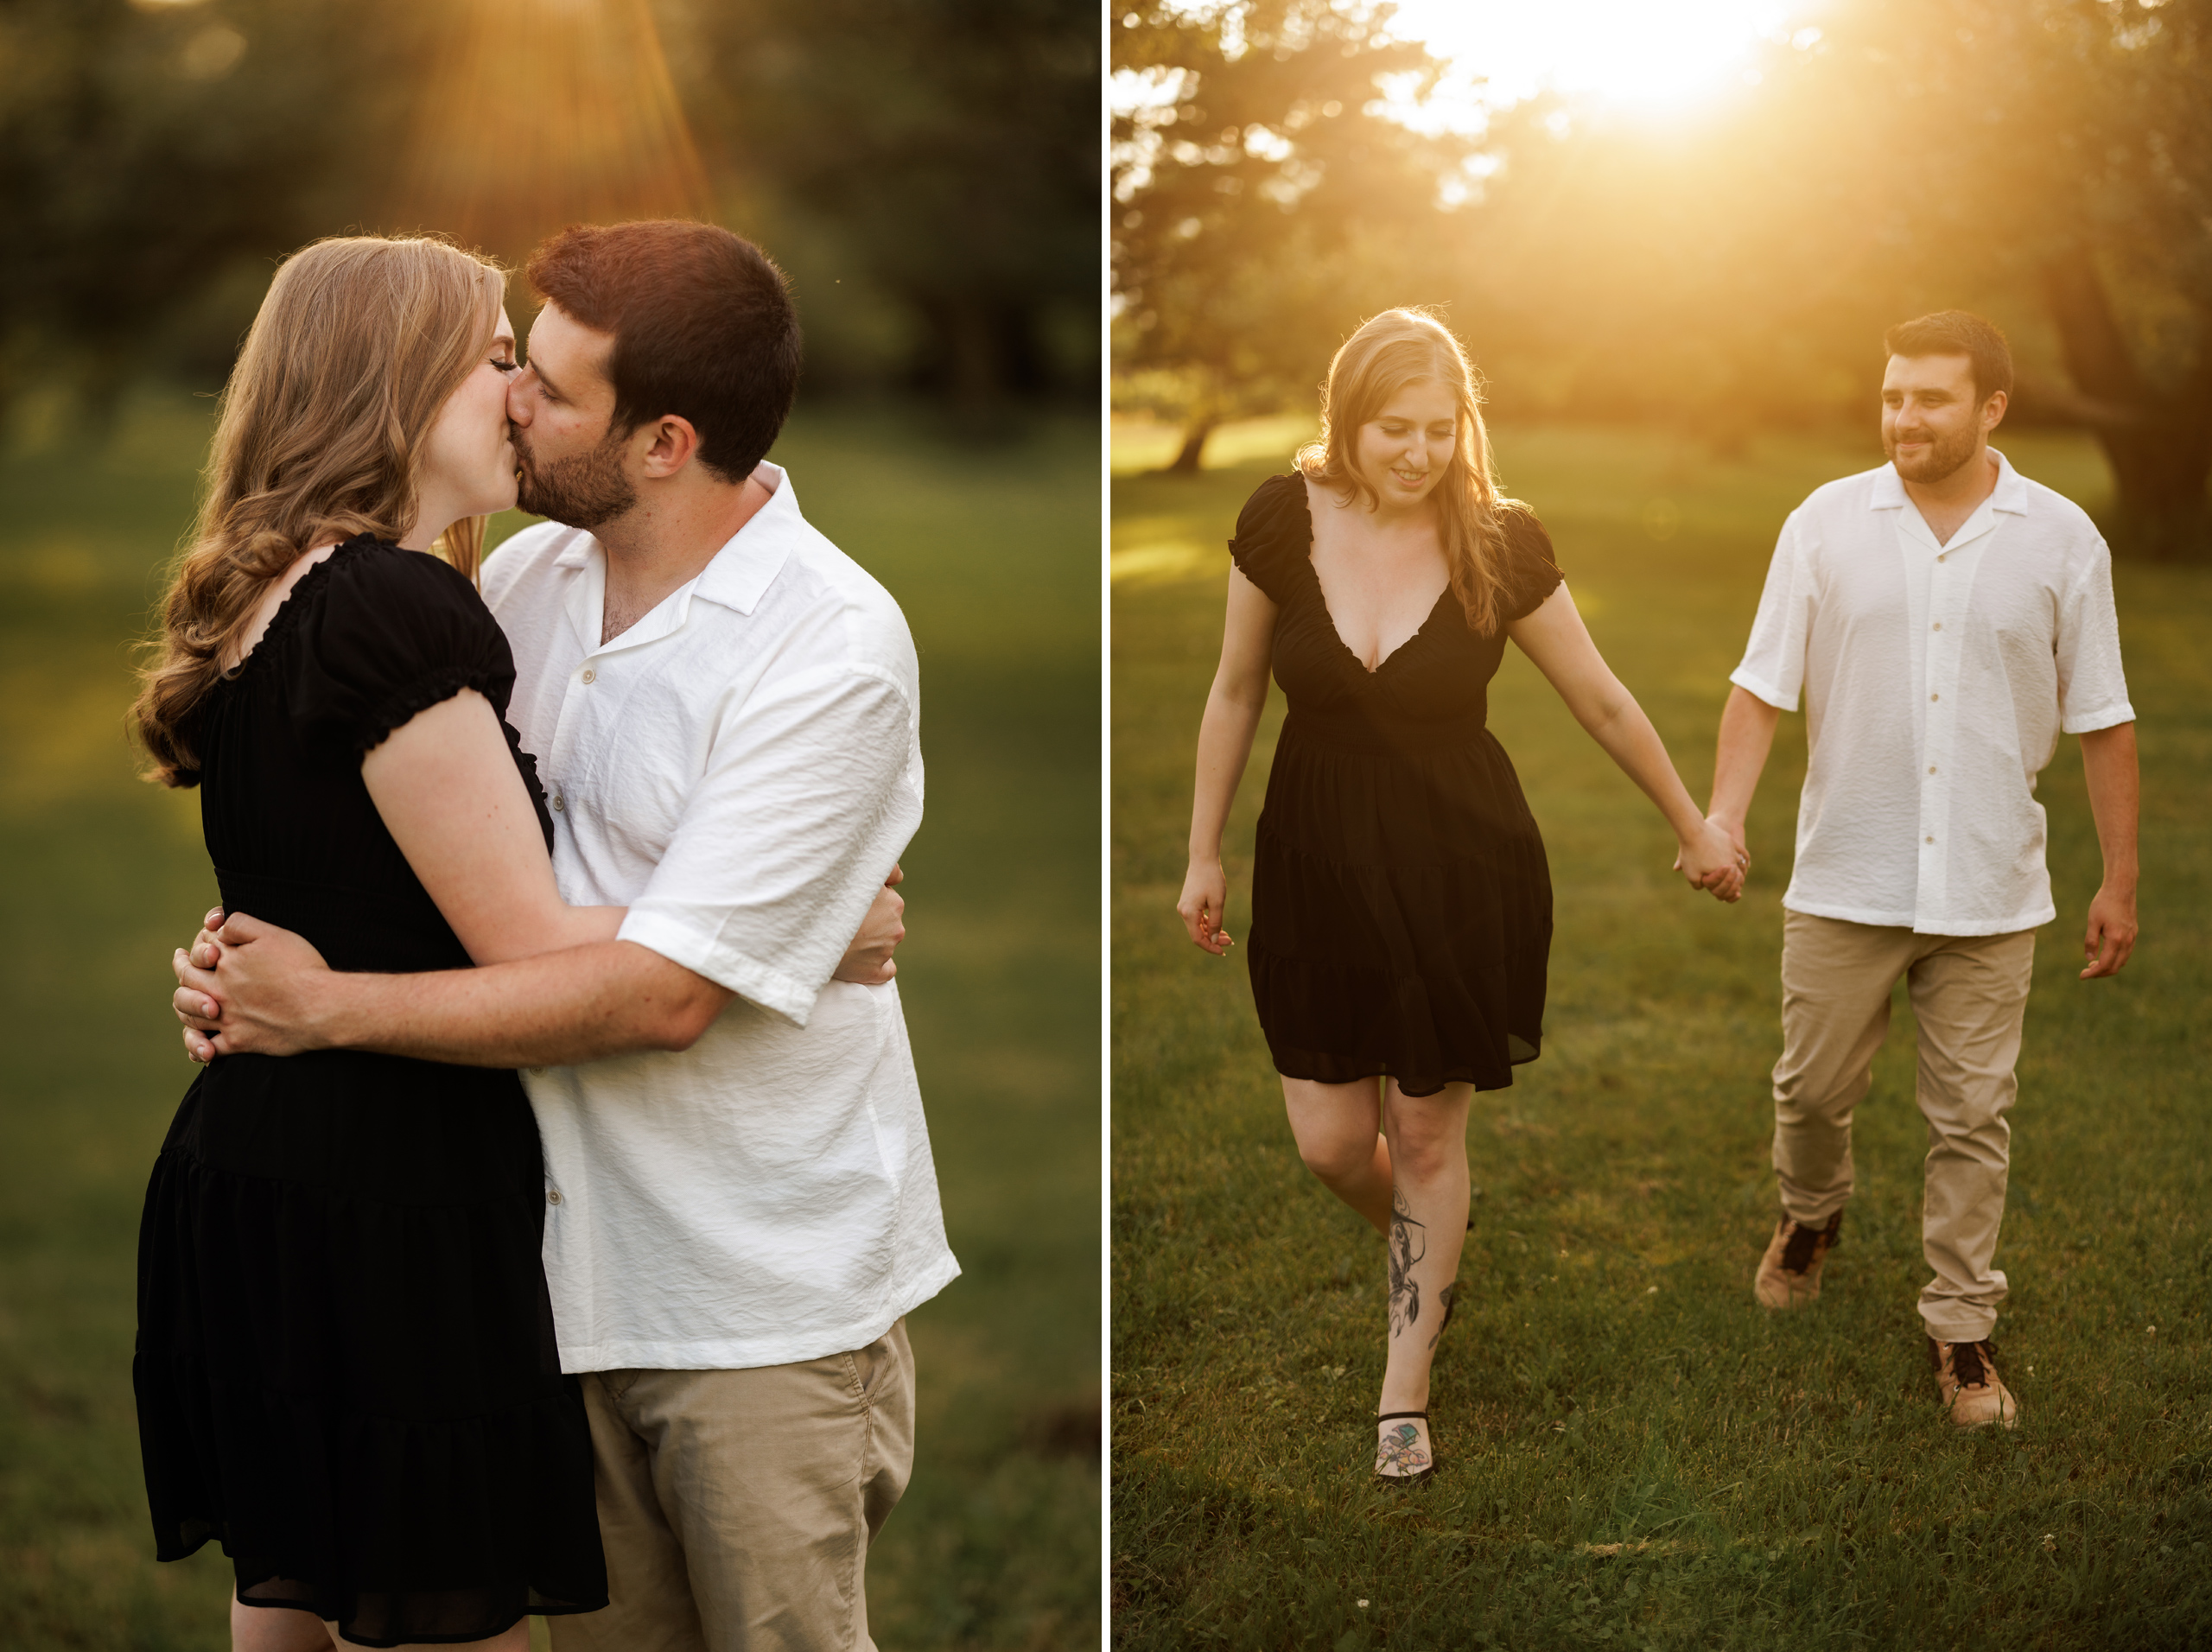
top-left (834, 866), bottom-right (906, 986)
top-left (2081, 882), bottom-right (2139, 979)
top-left (1674, 816), bottom-right (1747, 903)
top-left (1177, 859), bottom-right (1234, 955)
top-left (169, 911), bottom-right (334, 1061)
top-left (174, 906), bottom-right (225, 1063)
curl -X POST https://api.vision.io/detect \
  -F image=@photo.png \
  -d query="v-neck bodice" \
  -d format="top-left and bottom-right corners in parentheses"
top-left (1230, 472), bottom-right (1562, 753)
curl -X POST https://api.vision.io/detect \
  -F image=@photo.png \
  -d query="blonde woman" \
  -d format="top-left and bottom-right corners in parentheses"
top-left (1175, 308), bottom-right (1745, 1484)
top-left (128, 237), bottom-right (616, 1650)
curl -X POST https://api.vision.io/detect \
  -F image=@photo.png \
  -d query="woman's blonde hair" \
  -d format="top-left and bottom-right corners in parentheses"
top-left (1297, 308), bottom-right (1510, 635)
top-left (131, 234), bottom-right (508, 787)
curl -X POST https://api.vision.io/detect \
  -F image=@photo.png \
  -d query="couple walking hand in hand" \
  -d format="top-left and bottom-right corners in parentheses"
top-left (1178, 308), bottom-right (2139, 1484)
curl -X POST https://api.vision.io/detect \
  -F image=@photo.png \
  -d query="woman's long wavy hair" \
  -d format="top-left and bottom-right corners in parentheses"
top-left (1296, 308), bottom-right (1511, 636)
top-left (131, 235), bottom-right (507, 787)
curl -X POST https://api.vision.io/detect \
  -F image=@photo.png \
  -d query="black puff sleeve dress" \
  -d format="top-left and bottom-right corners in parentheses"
top-left (133, 535), bottom-right (607, 1646)
top-left (1230, 473), bottom-right (1564, 1097)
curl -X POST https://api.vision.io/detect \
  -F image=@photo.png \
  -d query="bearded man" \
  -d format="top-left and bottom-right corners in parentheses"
top-left (1703, 310), bottom-right (2139, 1428)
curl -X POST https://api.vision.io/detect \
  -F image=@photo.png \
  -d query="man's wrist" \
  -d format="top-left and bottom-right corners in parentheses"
top-left (298, 969), bottom-right (362, 1052)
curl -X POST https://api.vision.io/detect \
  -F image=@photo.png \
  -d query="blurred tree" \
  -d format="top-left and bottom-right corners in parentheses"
top-left (677, 0), bottom-right (1098, 411)
top-left (0, 0), bottom-right (407, 417)
top-left (1110, 0), bottom-right (1478, 470)
top-left (1806, 0), bottom-right (2212, 558)
top-left (0, 0), bottom-right (1094, 423)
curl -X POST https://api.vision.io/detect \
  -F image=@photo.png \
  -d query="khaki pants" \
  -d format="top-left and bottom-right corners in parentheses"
top-left (550, 1322), bottom-right (915, 1652)
top-left (1773, 912), bottom-right (2037, 1343)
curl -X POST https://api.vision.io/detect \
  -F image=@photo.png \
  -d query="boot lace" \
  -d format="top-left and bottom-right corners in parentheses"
top-left (1780, 1211), bottom-right (1840, 1274)
top-left (1950, 1339), bottom-right (1999, 1390)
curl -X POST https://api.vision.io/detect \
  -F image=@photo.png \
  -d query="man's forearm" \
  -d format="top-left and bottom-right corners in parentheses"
top-left (310, 940), bottom-right (728, 1067)
top-left (2080, 721), bottom-right (2141, 892)
top-left (1708, 683), bottom-right (1783, 830)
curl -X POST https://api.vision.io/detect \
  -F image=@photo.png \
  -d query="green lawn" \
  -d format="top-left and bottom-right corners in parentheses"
top-left (0, 392), bottom-right (1100, 1650)
top-left (1110, 422), bottom-right (2212, 1648)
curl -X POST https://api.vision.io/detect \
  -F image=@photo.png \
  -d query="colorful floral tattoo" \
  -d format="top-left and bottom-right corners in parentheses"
top-left (1376, 1420), bottom-right (1432, 1477)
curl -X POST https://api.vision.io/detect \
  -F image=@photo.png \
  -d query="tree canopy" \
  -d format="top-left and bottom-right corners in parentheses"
top-left (1112, 0), bottom-right (1478, 467)
top-left (1113, 0), bottom-right (2212, 555)
top-left (0, 0), bottom-right (1096, 420)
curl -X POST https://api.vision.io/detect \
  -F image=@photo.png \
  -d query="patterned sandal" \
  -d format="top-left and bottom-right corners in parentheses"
top-left (1375, 1410), bottom-right (1435, 1486)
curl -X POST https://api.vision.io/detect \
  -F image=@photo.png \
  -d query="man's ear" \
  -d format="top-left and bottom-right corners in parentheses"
top-left (638, 415), bottom-right (704, 479)
top-left (1982, 390), bottom-right (2009, 433)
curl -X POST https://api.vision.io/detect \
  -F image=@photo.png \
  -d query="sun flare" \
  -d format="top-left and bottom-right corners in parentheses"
top-left (1390, 0), bottom-right (1808, 117)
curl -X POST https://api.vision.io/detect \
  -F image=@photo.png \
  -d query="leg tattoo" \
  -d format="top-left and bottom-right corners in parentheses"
top-left (1428, 1282), bottom-right (1457, 1350)
top-left (1388, 1185), bottom-right (1427, 1338)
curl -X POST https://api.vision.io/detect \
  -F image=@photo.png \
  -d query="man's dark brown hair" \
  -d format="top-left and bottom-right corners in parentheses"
top-left (1884, 310), bottom-right (2013, 406)
top-left (528, 220), bottom-right (802, 483)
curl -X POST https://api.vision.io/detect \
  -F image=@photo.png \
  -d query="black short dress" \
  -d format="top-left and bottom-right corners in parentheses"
top-left (1231, 473), bottom-right (1563, 1097)
top-left (133, 535), bottom-right (607, 1646)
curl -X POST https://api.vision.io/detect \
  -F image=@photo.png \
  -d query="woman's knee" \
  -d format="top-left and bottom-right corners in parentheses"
top-left (1387, 1131), bottom-right (1463, 1183)
top-left (1294, 1129), bottom-right (1376, 1185)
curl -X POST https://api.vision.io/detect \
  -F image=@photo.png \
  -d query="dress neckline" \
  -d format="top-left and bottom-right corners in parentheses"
top-left (219, 534), bottom-right (384, 684)
top-left (1287, 473), bottom-right (1451, 676)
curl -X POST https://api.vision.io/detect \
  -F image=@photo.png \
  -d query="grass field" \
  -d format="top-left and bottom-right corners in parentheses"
top-left (1110, 421), bottom-right (2212, 1648)
top-left (0, 392), bottom-right (1100, 1650)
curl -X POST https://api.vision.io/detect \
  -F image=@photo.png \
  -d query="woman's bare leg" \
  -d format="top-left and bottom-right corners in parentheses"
top-left (1376, 1080), bottom-right (1473, 1468)
top-left (230, 1598), bottom-right (531, 1652)
top-left (229, 1599), bottom-right (331, 1652)
top-left (1281, 1076), bottom-right (1394, 1235)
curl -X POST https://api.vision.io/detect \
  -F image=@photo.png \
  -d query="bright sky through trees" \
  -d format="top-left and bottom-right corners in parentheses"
top-left (1389, 0), bottom-right (1810, 117)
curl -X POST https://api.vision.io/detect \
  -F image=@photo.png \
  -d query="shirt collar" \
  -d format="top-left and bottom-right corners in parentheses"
top-left (1868, 448), bottom-right (2028, 515)
top-left (693, 461), bottom-right (799, 617)
top-left (1870, 447), bottom-right (2027, 551)
top-left (544, 461), bottom-right (799, 655)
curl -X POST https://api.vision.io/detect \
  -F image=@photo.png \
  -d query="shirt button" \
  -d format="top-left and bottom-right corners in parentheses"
top-left (551, 796), bottom-right (564, 812)
top-left (1929, 693), bottom-right (1939, 702)
top-left (582, 668), bottom-right (596, 684)
top-left (547, 1189), bottom-right (563, 1204)
top-left (1926, 836), bottom-right (1936, 844)
top-left (1929, 766), bottom-right (1937, 775)
top-left (1931, 622), bottom-right (1942, 632)
top-left (1938, 554), bottom-right (1948, 563)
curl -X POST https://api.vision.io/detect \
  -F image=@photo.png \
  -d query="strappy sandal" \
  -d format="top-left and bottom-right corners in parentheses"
top-left (1375, 1410), bottom-right (1435, 1486)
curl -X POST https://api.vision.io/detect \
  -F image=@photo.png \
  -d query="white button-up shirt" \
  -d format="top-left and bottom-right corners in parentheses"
top-left (482, 462), bottom-right (958, 1372)
top-left (1731, 450), bottom-right (2133, 937)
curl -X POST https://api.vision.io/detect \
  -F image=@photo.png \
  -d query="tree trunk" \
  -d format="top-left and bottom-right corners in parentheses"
top-left (1166, 413), bottom-right (1218, 473)
top-left (2040, 249), bottom-right (2212, 561)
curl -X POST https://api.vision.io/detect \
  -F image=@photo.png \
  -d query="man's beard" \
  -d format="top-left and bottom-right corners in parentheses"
top-left (514, 426), bottom-right (637, 529)
top-left (1885, 421), bottom-right (1982, 485)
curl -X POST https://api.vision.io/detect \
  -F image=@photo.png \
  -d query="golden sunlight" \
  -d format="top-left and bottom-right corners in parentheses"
top-left (391, 0), bottom-right (709, 261)
top-left (1391, 0), bottom-right (1809, 116)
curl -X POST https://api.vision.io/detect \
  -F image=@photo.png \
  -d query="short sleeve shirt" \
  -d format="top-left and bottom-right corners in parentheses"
top-left (1731, 450), bottom-right (2133, 936)
top-left (481, 464), bottom-right (959, 1372)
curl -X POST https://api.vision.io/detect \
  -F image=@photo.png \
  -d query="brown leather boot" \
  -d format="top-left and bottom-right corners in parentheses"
top-left (1752, 1209), bottom-right (1843, 1309)
top-left (1929, 1337), bottom-right (2019, 1429)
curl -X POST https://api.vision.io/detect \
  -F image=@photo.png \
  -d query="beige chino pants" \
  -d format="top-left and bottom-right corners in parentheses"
top-left (550, 1321), bottom-right (915, 1652)
top-left (1772, 912), bottom-right (2037, 1344)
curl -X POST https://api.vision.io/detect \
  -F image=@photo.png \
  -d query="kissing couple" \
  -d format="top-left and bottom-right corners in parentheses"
top-left (143, 220), bottom-right (958, 1650)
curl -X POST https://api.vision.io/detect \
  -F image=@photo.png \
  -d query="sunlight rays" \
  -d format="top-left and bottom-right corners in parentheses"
top-left (391, 0), bottom-right (710, 261)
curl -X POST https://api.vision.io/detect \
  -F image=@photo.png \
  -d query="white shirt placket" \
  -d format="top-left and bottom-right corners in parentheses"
top-left (1912, 517), bottom-right (1992, 930)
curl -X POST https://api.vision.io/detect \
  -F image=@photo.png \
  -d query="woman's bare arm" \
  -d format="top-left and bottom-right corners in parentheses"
top-left (1176, 569), bottom-right (1278, 953)
top-left (359, 689), bottom-right (623, 963)
top-left (1506, 582), bottom-right (1745, 899)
